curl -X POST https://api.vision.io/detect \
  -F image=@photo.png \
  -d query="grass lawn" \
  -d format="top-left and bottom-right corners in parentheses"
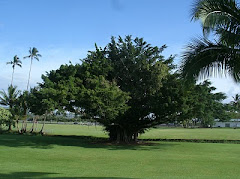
top-left (140, 127), bottom-right (240, 140)
top-left (38, 123), bottom-right (240, 140)
top-left (1, 124), bottom-right (239, 178)
top-left (43, 124), bottom-right (108, 138)
top-left (0, 134), bottom-right (240, 179)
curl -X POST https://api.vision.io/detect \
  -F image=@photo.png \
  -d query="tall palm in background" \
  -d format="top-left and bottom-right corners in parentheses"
top-left (181, 0), bottom-right (240, 82)
top-left (0, 85), bottom-right (21, 130)
top-left (6, 55), bottom-right (22, 86)
top-left (24, 47), bottom-right (41, 90)
top-left (232, 94), bottom-right (240, 111)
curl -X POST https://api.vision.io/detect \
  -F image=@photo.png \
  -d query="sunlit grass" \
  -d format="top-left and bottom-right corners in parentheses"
top-left (2, 124), bottom-right (239, 178)
top-left (38, 123), bottom-right (240, 140)
top-left (0, 134), bottom-right (240, 178)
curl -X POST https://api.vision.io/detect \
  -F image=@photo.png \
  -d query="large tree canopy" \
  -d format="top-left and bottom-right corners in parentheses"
top-left (29, 35), bottom-right (230, 142)
top-left (37, 36), bottom-right (175, 142)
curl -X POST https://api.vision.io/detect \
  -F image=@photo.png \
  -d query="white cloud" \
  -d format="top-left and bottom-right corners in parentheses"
top-left (198, 76), bottom-right (240, 103)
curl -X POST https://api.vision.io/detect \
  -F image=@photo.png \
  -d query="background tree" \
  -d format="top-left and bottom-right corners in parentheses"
top-left (225, 94), bottom-right (240, 119)
top-left (28, 87), bottom-right (58, 134)
top-left (17, 91), bottom-right (30, 133)
top-left (181, 0), bottom-right (240, 81)
top-left (6, 55), bottom-right (22, 86)
top-left (24, 47), bottom-right (41, 90)
top-left (0, 108), bottom-right (12, 131)
top-left (177, 80), bottom-right (229, 127)
top-left (0, 86), bottom-right (21, 130)
top-left (231, 94), bottom-right (240, 111)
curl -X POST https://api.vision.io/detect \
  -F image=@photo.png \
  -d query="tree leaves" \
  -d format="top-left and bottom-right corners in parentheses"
top-left (182, 0), bottom-right (240, 82)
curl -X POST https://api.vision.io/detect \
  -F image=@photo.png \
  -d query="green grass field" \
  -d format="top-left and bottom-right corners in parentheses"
top-left (40, 123), bottom-right (240, 140)
top-left (0, 124), bottom-right (240, 178)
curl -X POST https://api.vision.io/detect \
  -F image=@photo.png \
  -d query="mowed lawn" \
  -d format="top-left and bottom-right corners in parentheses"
top-left (0, 134), bottom-right (240, 179)
top-left (40, 123), bottom-right (240, 140)
top-left (1, 124), bottom-right (240, 178)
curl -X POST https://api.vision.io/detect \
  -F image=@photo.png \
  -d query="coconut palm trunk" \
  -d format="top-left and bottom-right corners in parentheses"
top-left (11, 67), bottom-right (15, 86)
top-left (30, 116), bottom-right (37, 133)
top-left (40, 112), bottom-right (47, 135)
top-left (16, 118), bottom-right (21, 133)
top-left (24, 47), bottom-right (41, 91)
top-left (27, 58), bottom-right (33, 91)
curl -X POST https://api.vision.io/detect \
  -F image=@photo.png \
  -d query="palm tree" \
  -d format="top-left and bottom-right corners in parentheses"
top-left (0, 85), bottom-right (21, 130)
top-left (232, 94), bottom-right (240, 111)
top-left (6, 55), bottom-right (22, 86)
top-left (24, 47), bottom-right (41, 90)
top-left (181, 0), bottom-right (240, 82)
top-left (17, 90), bottom-right (30, 133)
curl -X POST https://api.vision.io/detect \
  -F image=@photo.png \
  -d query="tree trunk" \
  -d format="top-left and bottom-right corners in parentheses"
top-left (22, 117), bottom-right (28, 133)
top-left (16, 119), bottom-right (21, 133)
top-left (21, 114), bottom-right (27, 133)
top-left (40, 114), bottom-right (47, 135)
top-left (27, 58), bottom-right (33, 91)
top-left (21, 120), bottom-right (24, 133)
top-left (7, 123), bottom-right (12, 131)
top-left (11, 67), bottom-right (15, 86)
top-left (29, 116), bottom-right (35, 133)
top-left (107, 125), bottom-right (134, 143)
top-left (133, 132), bottom-right (138, 142)
top-left (35, 120), bottom-right (38, 132)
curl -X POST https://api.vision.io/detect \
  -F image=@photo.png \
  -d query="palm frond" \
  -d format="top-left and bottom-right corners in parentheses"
top-left (6, 61), bottom-right (13, 65)
top-left (23, 55), bottom-right (31, 59)
top-left (216, 27), bottom-right (240, 45)
top-left (180, 37), bottom-right (240, 82)
top-left (192, 0), bottom-right (240, 36)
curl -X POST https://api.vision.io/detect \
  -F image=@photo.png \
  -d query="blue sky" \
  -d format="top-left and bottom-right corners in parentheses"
top-left (0, 0), bottom-right (239, 102)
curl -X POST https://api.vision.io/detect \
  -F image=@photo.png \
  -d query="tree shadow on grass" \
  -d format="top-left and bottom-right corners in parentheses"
top-left (0, 134), bottom-right (178, 150)
top-left (0, 172), bottom-right (138, 179)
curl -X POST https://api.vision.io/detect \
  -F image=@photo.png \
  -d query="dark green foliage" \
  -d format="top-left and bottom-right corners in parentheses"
top-left (84, 36), bottom-right (172, 142)
top-left (40, 63), bottom-right (81, 113)
top-left (0, 108), bottom-right (12, 130)
top-left (0, 85), bottom-right (21, 130)
top-left (75, 76), bottom-right (130, 124)
top-left (38, 36), bottom-right (173, 142)
top-left (225, 94), bottom-right (240, 118)
top-left (177, 80), bottom-right (229, 127)
top-left (28, 87), bottom-right (57, 115)
top-left (35, 35), bottom-right (229, 141)
top-left (152, 73), bottom-right (184, 124)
